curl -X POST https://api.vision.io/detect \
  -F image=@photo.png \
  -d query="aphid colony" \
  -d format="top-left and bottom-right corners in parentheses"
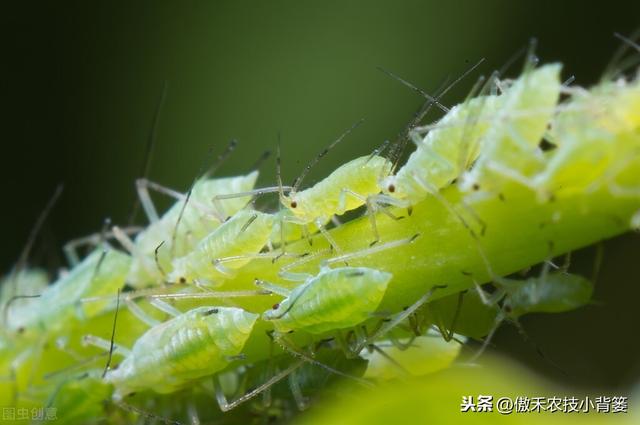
top-left (1, 52), bottom-right (639, 424)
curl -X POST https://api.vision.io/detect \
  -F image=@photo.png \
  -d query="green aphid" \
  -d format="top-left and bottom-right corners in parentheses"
top-left (104, 306), bottom-right (257, 400)
top-left (169, 209), bottom-right (275, 287)
top-left (262, 267), bottom-right (392, 335)
top-left (118, 172), bottom-right (259, 288)
top-left (8, 249), bottom-right (131, 337)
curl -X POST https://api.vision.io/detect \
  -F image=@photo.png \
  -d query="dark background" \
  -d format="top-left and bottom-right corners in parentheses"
top-left (1, 1), bottom-right (639, 390)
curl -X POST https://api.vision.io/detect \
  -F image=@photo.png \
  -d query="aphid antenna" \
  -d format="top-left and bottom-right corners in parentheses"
top-left (521, 37), bottom-right (540, 74)
top-left (3, 294), bottom-right (41, 326)
top-left (128, 80), bottom-right (168, 225)
top-left (42, 352), bottom-right (109, 380)
top-left (154, 241), bottom-right (168, 277)
top-left (171, 139), bottom-right (240, 256)
top-left (248, 149), bottom-right (272, 173)
top-left (202, 139), bottom-right (239, 180)
top-left (102, 288), bottom-right (121, 378)
top-left (8, 183), bottom-right (63, 289)
top-left (604, 30), bottom-right (640, 80)
top-left (388, 58), bottom-right (486, 175)
top-left (562, 75), bottom-right (576, 87)
top-left (376, 66), bottom-right (451, 114)
top-left (290, 118), bottom-right (365, 194)
top-left (116, 400), bottom-right (184, 425)
top-left (214, 360), bottom-right (304, 412)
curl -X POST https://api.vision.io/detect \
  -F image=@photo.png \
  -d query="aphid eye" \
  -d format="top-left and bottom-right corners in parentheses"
top-left (17, 327), bottom-right (24, 335)
top-left (203, 308), bottom-right (219, 316)
top-left (272, 303), bottom-right (280, 310)
top-left (504, 305), bottom-right (512, 314)
top-left (290, 201), bottom-right (297, 208)
top-left (179, 277), bottom-right (187, 284)
top-left (388, 184), bottom-right (395, 193)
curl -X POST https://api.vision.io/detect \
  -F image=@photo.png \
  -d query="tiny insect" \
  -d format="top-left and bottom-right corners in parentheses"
top-left (378, 62), bottom-right (563, 208)
top-left (99, 306), bottom-right (258, 400)
top-left (531, 69), bottom-right (640, 200)
top-left (217, 124), bottom-right (394, 248)
top-left (111, 170), bottom-right (260, 288)
top-left (168, 209), bottom-right (276, 287)
top-left (471, 256), bottom-right (594, 361)
top-left (6, 248), bottom-right (131, 338)
top-left (260, 266), bottom-right (391, 335)
top-left (277, 135), bottom-right (393, 249)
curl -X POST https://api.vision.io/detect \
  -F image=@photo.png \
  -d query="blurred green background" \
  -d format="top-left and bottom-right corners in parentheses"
top-left (1, 0), bottom-right (639, 392)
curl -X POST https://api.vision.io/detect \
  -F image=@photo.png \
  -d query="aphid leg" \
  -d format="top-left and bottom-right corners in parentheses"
top-left (187, 402), bottom-right (200, 425)
top-left (288, 369), bottom-right (310, 410)
top-left (137, 178), bottom-right (217, 223)
top-left (357, 285), bottom-right (447, 352)
top-left (369, 343), bottom-right (411, 376)
top-left (387, 330), bottom-right (417, 351)
top-left (440, 291), bottom-right (465, 342)
top-left (277, 248), bottom-right (331, 281)
top-left (473, 279), bottom-right (507, 307)
top-left (82, 334), bottom-right (132, 357)
top-left (211, 187), bottom-right (292, 220)
top-left (112, 226), bottom-right (152, 270)
top-left (273, 333), bottom-right (373, 387)
top-left (63, 226), bottom-right (140, 267)
top-left (214, 360), bottom-right (304, 412)
top-left (142, 289), bottom-right (273, 302)
top-left (466, 313), bottom-right (503, 364)
top-left (322, 234), bottom-right (419, 268)
top-left (213, 252), bottom-right (303, 275)
top-left (338, 188), bottom-right (383, 245)
top-left (254, 279), bottom-right (292, 297)
top-left (149, 298), bottom-right (182, 317)
top-left (124, 297), bottom-right (161, 327)
top-left (315, 218), bottom-right (343, 254)
top-left (135, 178), bottom-right (183, 223)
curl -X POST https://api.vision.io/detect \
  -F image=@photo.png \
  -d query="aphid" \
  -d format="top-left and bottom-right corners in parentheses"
top-left (471, 256), bottom-right (594, 360)
top-left (168, 209), bottom-right (276, 287)
top-left (9, 248), bottom-right (131, 338)
top-left (260, 266), bottom-right (391, 334)
top-left (113, 170), bottom-right (260, 288)
top-left (460, 62), bottom-right (562, 193)
top-left (531, 71), bottom-right (640, 199)
top-left (360, 331), bottom-right (463, 381)
top-left (89, 306), bottom-right (258, 401)
top-left (378, 62), bottom-right (563, 207)
top-left (276, 128), bottom-right (393, 248)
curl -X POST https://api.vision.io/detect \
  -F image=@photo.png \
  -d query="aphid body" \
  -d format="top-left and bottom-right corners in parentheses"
top-left (104, 306), bottom-right (258, 399)
top-left (282, 155), bottom-right (392, 225)
top-left (9, 249), bottom-right (130, 337)
top-left (168, 209), bottom-right (275, 286)
top-left (379, 64), bottom-right (562, 204)
top-left (126, 172), bottom-right (259, 287)
top-left (498, 271), bottom-right (593, 318)
top-left (262, 266), bottom-right (392, 334)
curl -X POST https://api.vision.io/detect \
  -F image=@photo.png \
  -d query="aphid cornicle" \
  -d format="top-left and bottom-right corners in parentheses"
top-left (103, 306), bottom-right (258, 400)
top-left (261, 267), bottom-right (392, 334)
top-left (114, 171), bottom-right (260, 288)
top-left (168, 209), bottom-right (275, 287)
